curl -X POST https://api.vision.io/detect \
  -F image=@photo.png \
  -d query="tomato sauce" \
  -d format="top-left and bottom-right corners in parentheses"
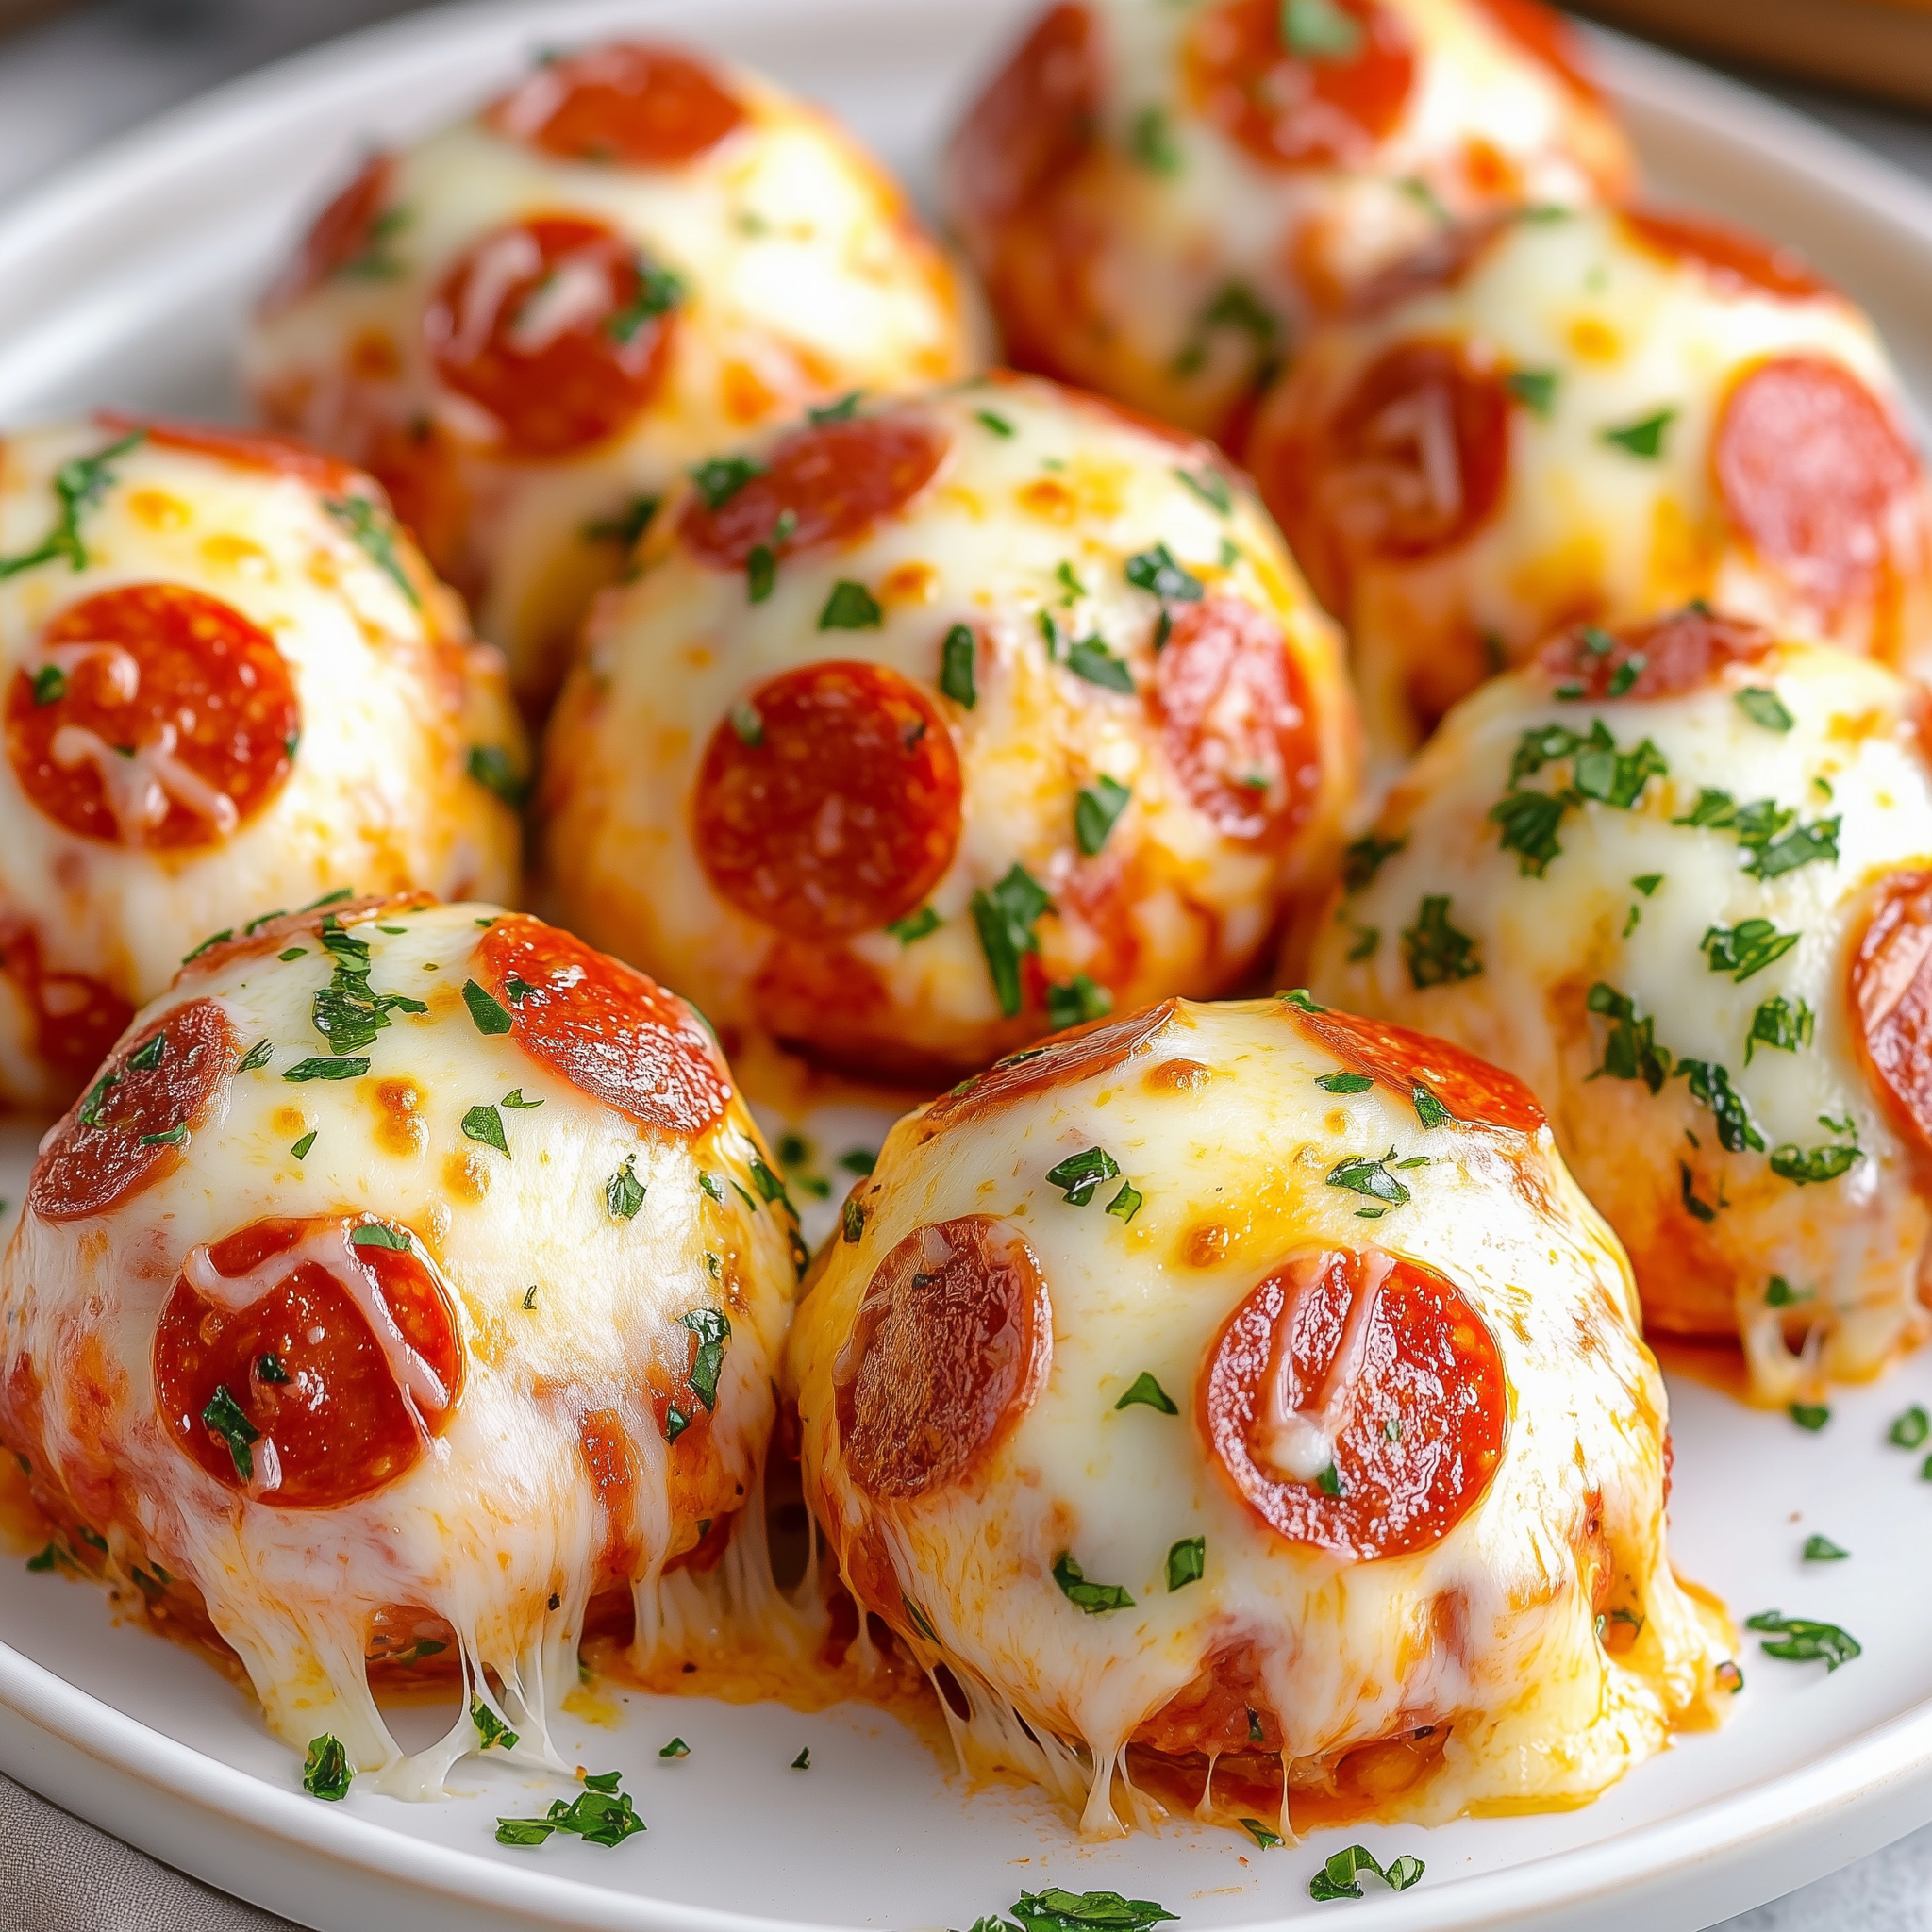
top-left (1534, 607), bottom-right (1774, 699)
top-left (487, 42), bottom-right (746, 169)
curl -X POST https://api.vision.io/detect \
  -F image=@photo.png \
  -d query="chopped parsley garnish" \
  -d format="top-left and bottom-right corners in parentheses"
top-left (941, 625), bottom-right (977, 708)
top-left (1173, 280), bottom-right (1280, 377)
top-left (1679, 1161), bottom-right (1717, 1223)
top-left (1046, 1145), bottom-right (1122, 1205)
top-left (1316, 1070), bottom-right (1373, 1094)
top-left (1675, 1059), bottom-right (1762, 1154)
top-left (461, 978), bottom-right (514, 1035)
top-left (0, 429), bottom-right (144, 580)
top-left (1492, 719), bottom-right (1668, 873)
top-left (976, 409), bottom-right (1015, 437)
top-left (664, 1407), bottom-right (690, 1442)
top-left (1402, 896), bottom-right (1480, 989)
top-left (1769, 1140), bottom-right (1862, 1185)
top-left (680, 1308), bottom-right (730, 1409)
top-left (324, 496), bottom-right (419, 608)
top-left (809, 391), bottom-right (863, 425)
top-left (1308, 1844), bottom-right (1424, 1901)
top-left (791, 1747), bottom-right (811, 1771)
top-left (1672, 790), bottom-right (1840, 879)
top-left (1702, 919), bottom-right (1799, 983)
top-left (1008, 1890), bottom-right (1176, 1932)
top-left (1074, 774), bottom-right (1131, 856)
top-left (472, 1700), bottom-right (519, 1751)
top-left (728, 697), bottom-right (764, 746)
top-left (1411, 1083), bottom-right (1454, 1128)
top-left (1790, 1403), bottom-right (1830, 1431)
top-left (886, 905), bottom-right (941, 944)
top-left (278, 946), bottom-right (307, 961)
top-left (1174, 464), bottom-right (1232, 514)
top-left (1890, 1405), bottom-right (1929, 1449)
top-left (1066, 635), bottom-right (1136, 693)
top-left (840, 1147), bottom-right (877, 1175)
top-left (1129, 105), bottom-right (1182, 175)
top-left (819, 579), bottom-right (884, 630)
top-left (1282, 0), bottom-right (1363, 58)
top-left (1345, 924), bottom-right (1379, 960)
top-left (1341, 830), bottom-right (1406, 891)
top-left (607, 1156), bottom-right (645, 1221)
top-left (1736, 686), bottom-right (1794, 732)
top-left (972, 863), bottom-right (1052, 1017)
top-left (582, 494), bottom-right (658, 547)
top-left (1601, 407), bottom-right (1676, 458)
top-left (660, 1737), bottom-right (691, 1758)
top-left (30, 664), bottom-right (65, 706)
top-left (497, 1774), bottom-right (645, 1848)
top-left (841, 1197), bottom-right (866, 1244)
top-left (1115, 1372), bottom-right (1177, 1414)
top-left (1746, 1610), bottom-right (1859, 1670)
top-left (1634, 873), bottom-right (1663, 896)
top-left (691, 457), bottom-right (762, 509)
top-left (311, 917), bottom-right (426, 1055)
top-left (128, 1032), bottom-right (165, 1073)
top-left (201, 1385), bottom-right (258, 1482)
top-left (1746, 994), bottom-right (1814, 1061)
top-left (1047, 974), bottom-right (1112, 1030)
top-left (181, 927), bottom-right (235, 963)
top-left (902, 1594), bottom-right (940, 1643)
top-left (1490, 790), bottom-right (1570, 876)
top-left (1766, 1275), bottom-right (1808, 1307)
top-left (467, 745), bottom-right (528, 808)
top-left (749, 1155), bottom-right (791, 1208)
top-left (1278, 988), bottom-right (1327, 1012)
top-left (258, 1353), bottom-right (291, 1383)
top-left (302, 1734), bottom-right (353, 1802)
top-left (1124, 543), bottom-right (1204, 604)
top-left (1240, 1818), bottom-right (1283, 1849)
top-left (1587, 983), bottom-right (1672, 1092)
top-left (1165, 1536), bottom-right (1205, 1591)
top-left (291, 1131), bottom-right (316, 1161)
top-left (350, 1223), bottom-right (412, 1252)
top-left (1505, 367), bottom-right (1559, 416)
top-left (1106, 1179), bottom-right (1143, 1223)
top-left (461, 1104), bottom-right (508, 1156)
top-left (1052, 1550), bottom-right (1133, 1614)
top-left (1803, 1535), bottom-right (1848, 1561)
top-left (1327, 1147), bottom-right (1410, 1209)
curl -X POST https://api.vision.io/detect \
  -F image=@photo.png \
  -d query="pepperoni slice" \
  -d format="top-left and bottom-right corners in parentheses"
top-left (100, 414), bottom-right (366, 498)
top-left (1202, 1247), bottom-right (1506, 1561)
top-left (1184, 0), bottom-right (1415, 173)
top-left (7, 585), bottom-right (299, 850)
top-left (152, 1216), bottom-right (461, 1508)
top-left (1850, 871), bottom-right (1932, 1160)
top-left (1713, 355), bottom-right (1924, 613)
top-left (919, 999), bottom-right (1178, 1135)
top-left (1621, 209), bottom-right (1826, 304)
top-left (177, 892), bottom-right (433, 984)
top-left (692, 661), bottom-right (962, 941)
top-left (1467, 0), bottom-right (1603, 100)
top-left (946, 4), bottom-right (1100, 245)
top-left (425, 215), bottom-right (676, 458)
top-left (259, 154), bottom-right (397, 320)
top-left (27, 998), bottom-right (235, 1224)
top-left (0, 923), bottom-right (132, 1096)
top-left (1287, 1001), bottom-right (1544, 1133)
top-left (1257, 341), bottom-right (1510, 616)
top-left (1343, 214), bottom-right (1514, 323)
top-left (678, 411), bottom-right (946, 572)
top-left (487, 42), bottom-right (745, 168)
top-left (476, 914), bottom-right (728, 1137)
top-left (1154, 595), bottom-right (1322, 847)
top-left (834, 1216), bottom-right (1051, 1499)
top-left (1535, 608), bottom-right (1774, 700)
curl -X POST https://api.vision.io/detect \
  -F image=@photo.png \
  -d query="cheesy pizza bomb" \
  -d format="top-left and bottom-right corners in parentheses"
top-left (1247, 204), bottom-right (1932, 758)
top-left (945, 0), bottom-right (1630, 445)
top-left (0, 418), bottom-right (520, 1113)
top-left (791, 993), bottom-right (1733, 1838)
top-left (244, 38), bottom-right (980, 712)
top-left (1305, 608), bottom-right (1932, 1402)
top-left (541, 375), bottom-right (1358, 1086)
top-left (0, 896), bottom-right (798, 1794)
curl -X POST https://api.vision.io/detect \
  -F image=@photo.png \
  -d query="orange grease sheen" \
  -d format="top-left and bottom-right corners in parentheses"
top-left (678, 411), bottom-right (946, 571)
top-left (259, 154), bottom-right (396, 320)
top-left (1291, 1003), bottom-right (1544, 1133)
top-left (152, 1218), bottom-right (461, 1508)
top-left (692, 661), bottom-right (962, 941)
top-left (477, 914), bottom-right (729, 1136)
top-left (7, 585), bottom-right (299, 848)
top-left (1620, 208), bottom-right (1827, 302)
top-left (1154, 594), bottom-right (1321, 847)
top-left (1203, 1248), bottom-right (1506, 1561)
top-left (28, 998), bottom-right (235, 1223)
top-left (1713, 354), bottom-right (1924, 613)
top-left (1535, 608), bottom-right (1774, 700)
top-left (425, 215), bottom-right (676, 458)
top-left (488, 42), bottom-right (744, 167)
top-left (1851, 870), bottom-right (1932, 1162)
top-left (835, 1216), bottom-right (1052, 1498)
top-left (1185, 0), bottom-right (1416, 172)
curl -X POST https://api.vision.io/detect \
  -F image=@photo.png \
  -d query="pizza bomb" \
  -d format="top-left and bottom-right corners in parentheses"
top-left (946, 0), bottom-right (1629, 445)
top-left (541, 375), bottom-right (1358, 1086)
top-left (0, 897), bottom-right (798, 1793)
top-left (790, 994), bottom-right (1733, 1838)
top-left (244, 38), bottom-right (980, 711)
top-left (0, 419), bottom-right (520, 1112)
top-left (1305, 609), bottom-right (1932, 1402)
top-left (1247, 205), bottom-right (1932, 758)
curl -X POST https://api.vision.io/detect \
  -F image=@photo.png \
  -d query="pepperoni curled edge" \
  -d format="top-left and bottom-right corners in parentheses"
top-left (1534, 608), bottom-right (1774, 701)
top-left (153, 1216), bottom-right (462, 1508)
top-left (1851, 871), bottom-right (1932, 1164)
top-left (476, 914), bottom-right (729, 1137)
top-left (8, 585), bottom-right (300, 849)
top-left (28, 997), bottom-right (237, 1224)
top-left (1202, 1247), bottom-right (1506, 1561)
top-left (692, 661), bottom-right (963, 941)
top-left (486, 42), bottom-right (746, 169)
top-left (1288, 1002), bottom-right (1544, 1135)
top-left (835, 1215), bottom-right (1052, 1500)
top-left (259, 153), bottom-right (398, 321)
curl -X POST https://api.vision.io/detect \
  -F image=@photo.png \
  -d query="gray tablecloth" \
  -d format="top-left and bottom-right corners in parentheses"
top-left (1, 4), bottom-right (1930, 1928)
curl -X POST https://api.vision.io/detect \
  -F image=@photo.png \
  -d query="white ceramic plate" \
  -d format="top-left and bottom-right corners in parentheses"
top-left (5, 6), bottom-right (1932, 1929)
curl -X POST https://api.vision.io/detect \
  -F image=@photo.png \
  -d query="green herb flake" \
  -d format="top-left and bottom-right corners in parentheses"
top-left (976, 408), bottom-right (1015, 437)
top-left (1341, 830), bottom-right (1406, 891)
top-left (291, 1130), bottom-right (316, 1161)
top-left (349, 1224), bottom-right (412, 1252)
top-left (1052, 1550), bottom-right (1134, 1614)
top-left (1790, 1403), bottom-right (1830, 1432)
top-left (1345, 924), bottom-right (1379, 961)
top-left (583, 494), bottom-right (659, 547)
top-left (1075, 774), bottom-right (1132, 855)
top-left (201, 1385), bottom-right (259, 1482)
top-left (1326, 1147), bottom-right (1410, 1208)
top-left (886, 905), bottom-right (941, 943)
top-left (324, 495), bottom-right (420, 608)
top-left (1803, 1534), bottom-right (1849, 1561)
top-left (1506, 367), bottom-right (1559, 415)
top-left (180, 927), bottom-right (235, 964)
top-left (472, 1699), bottom-right (519, 1751)
top-left (1047, 974), bottom-right (1113, 1031)
top-left (302, 1734), bottom-right (353, 1802)
top-left (1008, 1890), bottom-right (1176, 1932)
top-left (1771, 1140), bottom-right (1863, 1184)
top-left (1490, 789), bottom-right (1570, 875)
top-left (607, 1156), bottom-right (646, 1222)
top-left (497, 1774), bottom-right (646, 1850)
top-left (1316, 1071), bottom-right (1373, 1094)
top-left (1746, 1609), bottom-right (1859, 1670)
top-left (819, 579), bottom-right (884, 630)
top-left (1411, 1083), bottom-right (1455, 1128)
top-left (1129, 105), bottom-right (1182, 175)
top-left (1702, 919), bottom-right (1801, 984)
top-left (691, 456), bottom-right (763, 509)
top-left (460, 1104), bottom-right (508, 1157)
top-left (840, 1197), bottom-right (867, 1245)
top-left (1585, 983), bottom-right (1672, 1091)
top-left (1124, 543), bottom-right (1204, 604)
top-left (681, 1307), bottom-right (731, 1409)
top-left (1282, 0), bottom-right (1363, 59)
top-left (972, 863), bottom-right (1053, 1017)
top-left (1066, 635), bottom-right (1136, 694)
top-left (1174, 465), bottom-right (1232, 514)
top-left (30, 665), bottom-right (65, 706)
top-left (460, 978), bottom-right (514, 1036)
top-left (1165, 1536), bottom-right (1205, 1591)
top-left (0, 430), bottom-right (144, 581)
top-left (941, 625), bottom-right (977, 708)
top-left (1106, 1178), bottom-right (1143, 1224)
top-left (1736, 687), bottom-right (1795, 732)
top-left (1239, 1818), bottom-right (1283, 1850)
top-left (1046, 1145), bottom-right (1122, 1207)
top-left (467, 744), bottom-right (528, 808)
top-left (1633, 873), bottom-right (1663, 896)
top-left (1746, 994), bottom-right (1815, 1062)
top-left (1115, 1372), bottom-right (1177, 1414)
top-left (1601, 407), bottom-right (1677, 458)
top-left (1402, 895), bottom-right (1481, 989)
top-left (1308, 1845), bottom-right (1392, 1902)
top-left (1891, 1404), bottom-right (1930, 1449)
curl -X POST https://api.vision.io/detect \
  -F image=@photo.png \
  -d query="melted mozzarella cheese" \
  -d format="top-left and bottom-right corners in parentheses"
top-left (1307, 639), bottom-right (1932, 1397)
top-left (541, 375), bottom-right (1357, 1081)
top-left (0, 425), bottom-right (522, 1111)
top-left (789, 997), bottom-right (1732, 1837)
top-left (242, 61), bottom-right (981, 705)
top-left (0, 901), bottom-right (796, 1793)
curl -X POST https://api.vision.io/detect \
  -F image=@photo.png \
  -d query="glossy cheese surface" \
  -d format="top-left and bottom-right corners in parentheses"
top-left (0, 423), bottom-right (521, 1111)
top-left (541, 375), bottom-right (1359, 1087)
top-left (789, 994), bottom-right (1732, 1837)
top-left (945, 0), bottom-right (1630, 443)
top-left (1247, 205), bottom-right (1932, 759)
top-left (1306, 619), bottom-right (1932, 1399)
top-left (242, 39), bottom-right (981, 710)
top-left (0, 899), bottom-right (797, 1793)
